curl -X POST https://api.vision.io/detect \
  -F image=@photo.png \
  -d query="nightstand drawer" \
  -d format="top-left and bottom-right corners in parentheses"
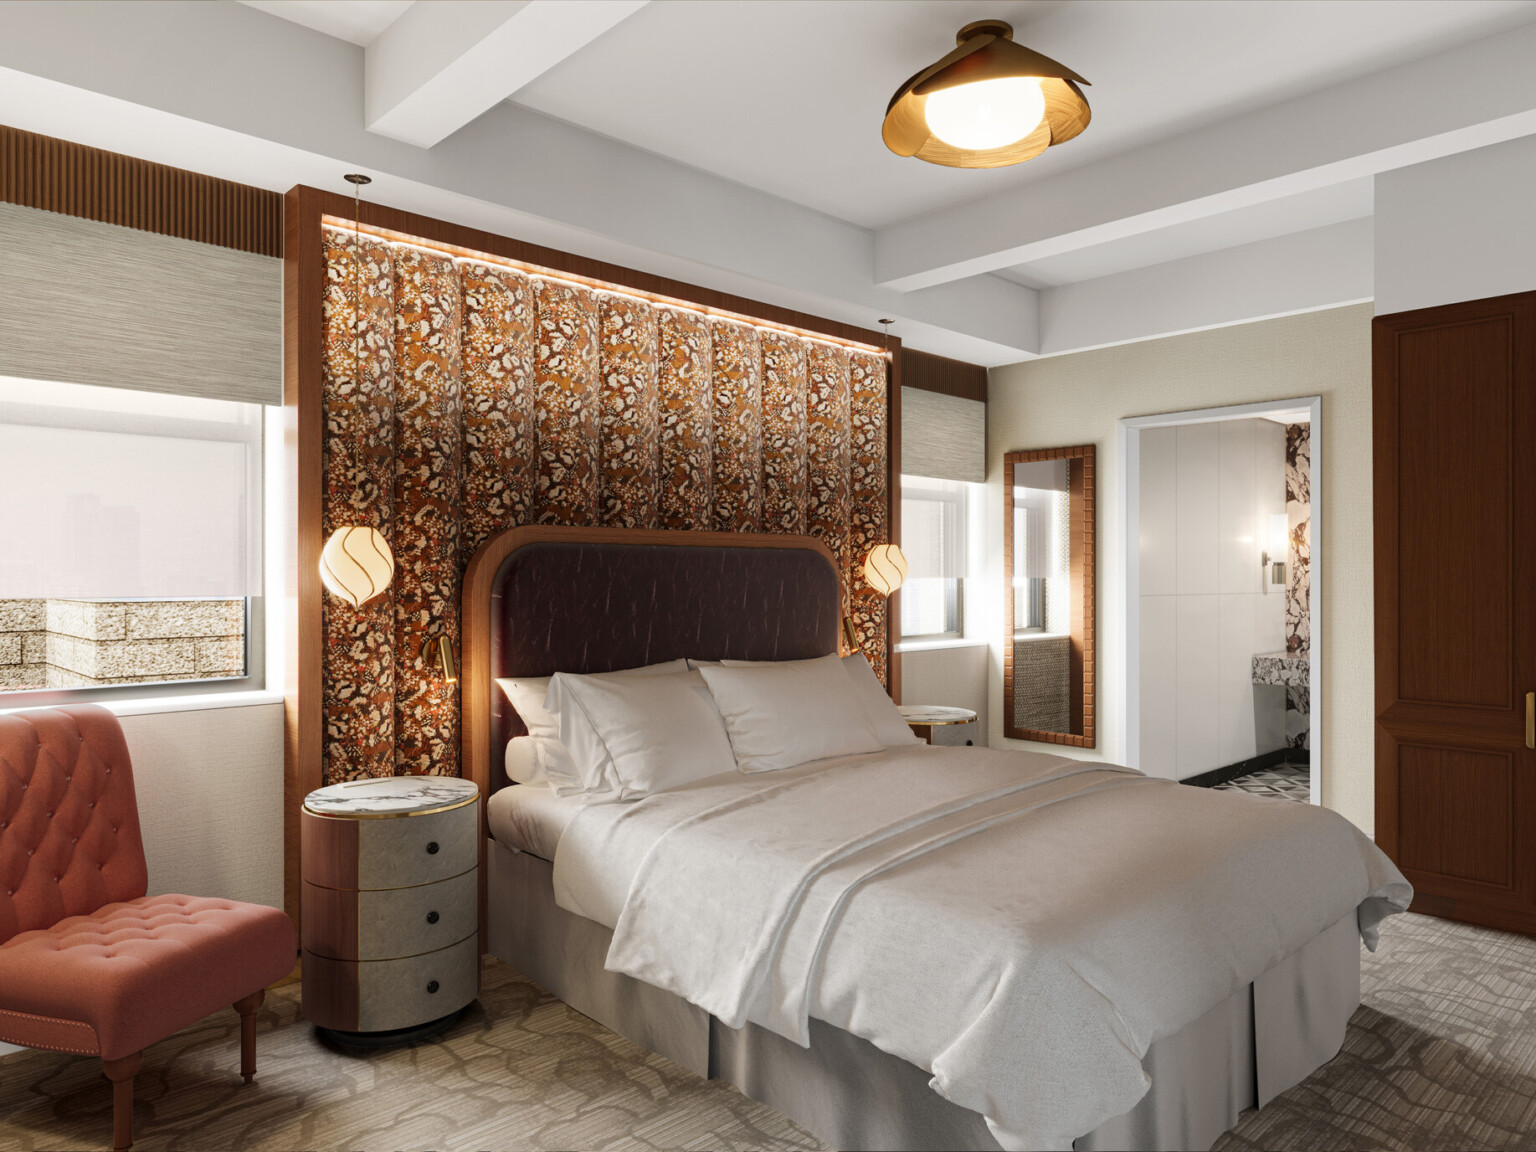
top-left (357, 801), bottom-right (478, 890)
top-left (303, 869), bottom-right (477, 961)
top-left (303, 935), bottom-right (479, 1033)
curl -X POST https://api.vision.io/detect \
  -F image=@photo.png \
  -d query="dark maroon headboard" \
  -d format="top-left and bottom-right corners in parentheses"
top-left (463, 527), bottom-right (841, 796)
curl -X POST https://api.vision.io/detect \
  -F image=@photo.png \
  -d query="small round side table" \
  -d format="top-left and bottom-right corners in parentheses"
top-left (900, 704), bottom-right (979, 746)
top-left (301, 776), bottom-right (480, 1046)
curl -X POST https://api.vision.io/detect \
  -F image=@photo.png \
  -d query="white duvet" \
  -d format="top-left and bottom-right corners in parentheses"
top-left (552, 745), bottom-right (1410, 1150)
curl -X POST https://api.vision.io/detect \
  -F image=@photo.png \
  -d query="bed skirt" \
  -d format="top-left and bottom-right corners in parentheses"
top-left (487, 839), bottom-right (1360, 1152)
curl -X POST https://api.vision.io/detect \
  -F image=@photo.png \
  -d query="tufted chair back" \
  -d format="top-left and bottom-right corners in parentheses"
top-left (0, 705), bottom-right (148, 944)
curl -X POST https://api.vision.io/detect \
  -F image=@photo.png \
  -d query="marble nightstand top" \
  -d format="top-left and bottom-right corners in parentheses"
top-left (899, 705), bottom-right (978, 725)
top-left (304, 776), bottom-right (479, 817)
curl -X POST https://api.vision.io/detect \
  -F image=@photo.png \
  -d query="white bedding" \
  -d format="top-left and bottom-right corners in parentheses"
top-left (551, 744), bottom-right (1411, 1150)
top-left (487, 783), bottom-right (584, 861)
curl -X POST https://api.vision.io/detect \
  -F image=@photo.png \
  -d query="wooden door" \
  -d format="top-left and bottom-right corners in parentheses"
top-left (1375, 290), bottom-right (1536, 937)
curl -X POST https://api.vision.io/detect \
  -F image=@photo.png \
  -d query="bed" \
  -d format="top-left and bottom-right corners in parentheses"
top-left (461, 525), bottom-right (1410, 1152)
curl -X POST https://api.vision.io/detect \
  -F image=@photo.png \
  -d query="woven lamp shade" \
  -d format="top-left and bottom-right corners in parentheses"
top-left (883, 20), bottom-right (1090, 170)
top-left (319, 527), bottom-right (395, 608)
top-left (863, 544), bottom-right (910, 597)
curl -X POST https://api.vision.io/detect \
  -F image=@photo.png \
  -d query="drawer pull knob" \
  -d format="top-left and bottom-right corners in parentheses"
top-left (426, 842), bottom-right (440, 855)
top-left (427, 980), bottom-right (440, 994)
top-left (426, 911), bottom-right (440, 925)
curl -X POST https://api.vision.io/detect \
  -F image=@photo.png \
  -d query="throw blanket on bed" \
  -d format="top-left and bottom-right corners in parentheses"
top-left (553, 746), bottom-right (1411, 1150)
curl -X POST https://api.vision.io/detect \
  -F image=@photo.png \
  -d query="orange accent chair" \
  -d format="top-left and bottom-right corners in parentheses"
top-left (0, 705), bottom-right (295, 1151)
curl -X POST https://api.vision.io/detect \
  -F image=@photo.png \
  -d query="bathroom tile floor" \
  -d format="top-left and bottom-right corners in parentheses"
top-left (1214, 763), bottom-right (1311, 802)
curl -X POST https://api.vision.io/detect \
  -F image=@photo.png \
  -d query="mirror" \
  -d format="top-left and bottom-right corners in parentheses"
top-left (1004, 446), bottom-right (1095, 746)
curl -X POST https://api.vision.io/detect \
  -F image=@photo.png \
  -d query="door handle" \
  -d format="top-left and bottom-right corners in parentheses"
top-left (1527, 692), bottom-right (1534, 750)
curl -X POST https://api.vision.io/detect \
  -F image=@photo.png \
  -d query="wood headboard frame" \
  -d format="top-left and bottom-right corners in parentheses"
top-left (462, 524), bottom-right (842, 946)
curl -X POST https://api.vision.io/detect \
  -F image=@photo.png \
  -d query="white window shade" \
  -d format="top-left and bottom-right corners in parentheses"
top-left (0, 377), bottom-right (261, 599)
top-left (901, 476), bottom-right (968, 579)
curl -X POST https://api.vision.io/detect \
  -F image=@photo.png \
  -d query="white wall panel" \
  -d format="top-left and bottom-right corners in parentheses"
top-left (1216, 593), bottom-right (1259, 768)
top-left (1138, 426), bottom-right (1178, 597)
top-left (1175, 423), bottom-right (1220, 595)
top-left (1174, 593), bottom-right (1220, 776)
top-left (1217, 420), bottom-right (1259, 594)
top-left (1138, 594), bottom-right (1178, 779)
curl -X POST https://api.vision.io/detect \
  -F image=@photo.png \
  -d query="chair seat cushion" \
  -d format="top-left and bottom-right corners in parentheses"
top-left (0, 893), bottom-right (295, 1060)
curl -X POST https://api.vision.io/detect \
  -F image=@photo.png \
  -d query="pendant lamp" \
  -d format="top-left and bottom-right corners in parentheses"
top-left (320, 172), bottom-right (396, 609)
top-left (883, 20), bottom-right (1090, 169)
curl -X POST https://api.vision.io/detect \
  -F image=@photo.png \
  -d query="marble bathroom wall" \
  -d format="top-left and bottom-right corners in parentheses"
top-left (1284, 424), bottom-right (1311, 748)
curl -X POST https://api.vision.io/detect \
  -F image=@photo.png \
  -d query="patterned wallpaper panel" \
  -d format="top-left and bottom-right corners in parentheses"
top-left (319, 228), bottom-right (892, 782)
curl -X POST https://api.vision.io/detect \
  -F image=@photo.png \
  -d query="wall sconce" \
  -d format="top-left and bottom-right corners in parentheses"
top-left (1261, 513), bottom-right (1288, 590)
top-left (319, 527), bottom-right (394, 607)
top-left (844, 544), bottom-right (910, 655)
top-left (424, 632), bottom-right (457, 684)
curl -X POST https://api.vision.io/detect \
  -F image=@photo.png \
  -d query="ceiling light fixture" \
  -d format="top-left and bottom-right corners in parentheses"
top-left (883, 20), bottom-right (1090, 169)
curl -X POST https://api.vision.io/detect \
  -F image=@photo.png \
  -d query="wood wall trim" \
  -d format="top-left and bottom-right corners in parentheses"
top-left (0, 124), bottom-right (282, 257)
top-left (900, 348), bottom-right (988, 404)
top-left (297, 184), bottom-right (889, 349)
top-left (284, 185), bottom-right (901, 930)
top-left (1001, 445), bottom-right (1096, 748)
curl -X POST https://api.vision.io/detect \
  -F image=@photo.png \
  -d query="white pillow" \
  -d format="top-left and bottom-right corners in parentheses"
top-left (700, 654), bottom-right (884, 773)
top-left (496, 660), bottom-right (688, 796)
top-left (505, 735), bottom-right (545, 785)
top-left (840, 653), bottom-right (922, 747)
top-left (546, 669), bottom-right (736, 800)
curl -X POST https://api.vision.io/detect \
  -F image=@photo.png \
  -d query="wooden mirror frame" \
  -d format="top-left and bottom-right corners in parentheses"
top-left (1003, 445), bottom-right (1096, 747)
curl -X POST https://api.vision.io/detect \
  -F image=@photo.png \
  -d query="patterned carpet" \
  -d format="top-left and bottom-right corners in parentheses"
top-left (0, 913), bottom-right (1532, 1151)
top-left (1214, 762), bottom-right (1311, 802)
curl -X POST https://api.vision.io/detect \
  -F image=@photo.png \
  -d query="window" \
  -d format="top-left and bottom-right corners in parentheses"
top-left (900, 475), bottom-right (970, 640)
top-left (0, 377), bottom-right (263, 698)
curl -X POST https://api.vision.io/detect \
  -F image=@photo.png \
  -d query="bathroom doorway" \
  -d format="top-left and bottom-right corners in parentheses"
top-left (1120, 398), bottom-right (1319, 805)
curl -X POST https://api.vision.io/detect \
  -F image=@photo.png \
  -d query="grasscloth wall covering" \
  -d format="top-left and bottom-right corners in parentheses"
top-left (320, 227), bottom-right (890, 783)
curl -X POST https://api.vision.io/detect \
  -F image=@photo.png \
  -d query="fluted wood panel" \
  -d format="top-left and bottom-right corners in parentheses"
top-left (460, 262), bottom-right (537, 556)
top-left (0, 124), bottom-right (282, 257)
top-left (710, 319), bottom-right (763, 532)
top-left (761, 333), bottom-right (810, 534)
top-left (320, 228), bottom-right (396, 782)
top-left (392, 250), bottom-right (465, 777)
top-left (534, 282), bottom-right (602, 525)
top-left (849, 349), bottom-right (890, 685)
top-left (657, 308), bottom-right (714, 531)
top-left (318, 233), bottom-right (892, 783)
top-left (598, 295), bottom-right (661, 528)
top-left (806, 344), bottom-right (853, 604)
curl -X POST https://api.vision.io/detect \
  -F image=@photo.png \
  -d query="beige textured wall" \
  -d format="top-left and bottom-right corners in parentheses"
top-left (986, 303), bottom-right (1374, 832)
top-left (119, 703), bottom-right (284, 909)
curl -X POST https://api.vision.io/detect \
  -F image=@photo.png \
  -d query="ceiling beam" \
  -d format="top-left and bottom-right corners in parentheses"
top-left (874, 19), bottom-right (1536, 293)
top-left (365, 0), bottom-right (649, 148)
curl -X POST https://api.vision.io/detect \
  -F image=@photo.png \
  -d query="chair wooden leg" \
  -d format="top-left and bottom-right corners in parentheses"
top-left (102, 1051), bottom-right (141, 1152)
top-left (233, 990), bottom-right (264, 1084)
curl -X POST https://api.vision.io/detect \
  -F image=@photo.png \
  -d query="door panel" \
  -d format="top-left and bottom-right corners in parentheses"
top-left (1375, 291), bottom-right (1536, 938)
top-left (1395, 320), bottom-right (1513, 710)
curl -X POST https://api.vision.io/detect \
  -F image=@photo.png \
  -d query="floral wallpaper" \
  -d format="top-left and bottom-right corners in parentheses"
top-left (320, 227), bottom-right (893, 782)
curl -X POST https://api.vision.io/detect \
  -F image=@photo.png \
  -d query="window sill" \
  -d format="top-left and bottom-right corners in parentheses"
top-left (1, 689), bottom-right (284, 718)
top-left (895, 638), bottom-right (990, 654)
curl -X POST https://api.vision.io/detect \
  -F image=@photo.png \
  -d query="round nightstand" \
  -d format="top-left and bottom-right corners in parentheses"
top-left (301, 776), bottom-right (480, 1045)
top-left (900, 705), bottom-right (980, 746)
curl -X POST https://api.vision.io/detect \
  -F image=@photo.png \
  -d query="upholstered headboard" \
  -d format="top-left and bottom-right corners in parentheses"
top-left (462, 526), bottom-right (841, 798)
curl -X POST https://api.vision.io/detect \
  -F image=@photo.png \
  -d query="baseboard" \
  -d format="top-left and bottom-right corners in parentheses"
top-left (1181, 746), bottom-right (1307, 789)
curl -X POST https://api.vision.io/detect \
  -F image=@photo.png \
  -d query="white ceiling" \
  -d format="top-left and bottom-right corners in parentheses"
top-left (235, 0), bottom-right (1536, 289)
top-left (239, 0), bottom-right (411, 46)
top-left (503, 0), bottom-right (1535, 230)
top-left (6, 1), bottom-right (1536, 362)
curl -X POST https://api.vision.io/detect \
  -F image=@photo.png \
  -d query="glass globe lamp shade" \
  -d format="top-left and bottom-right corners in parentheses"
top-left (863, 544), bottom-right (910, 597)
top-left (924, 76), bottom-right (1046, 151)
top-left (319, 526), bottom-right (395, 608)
